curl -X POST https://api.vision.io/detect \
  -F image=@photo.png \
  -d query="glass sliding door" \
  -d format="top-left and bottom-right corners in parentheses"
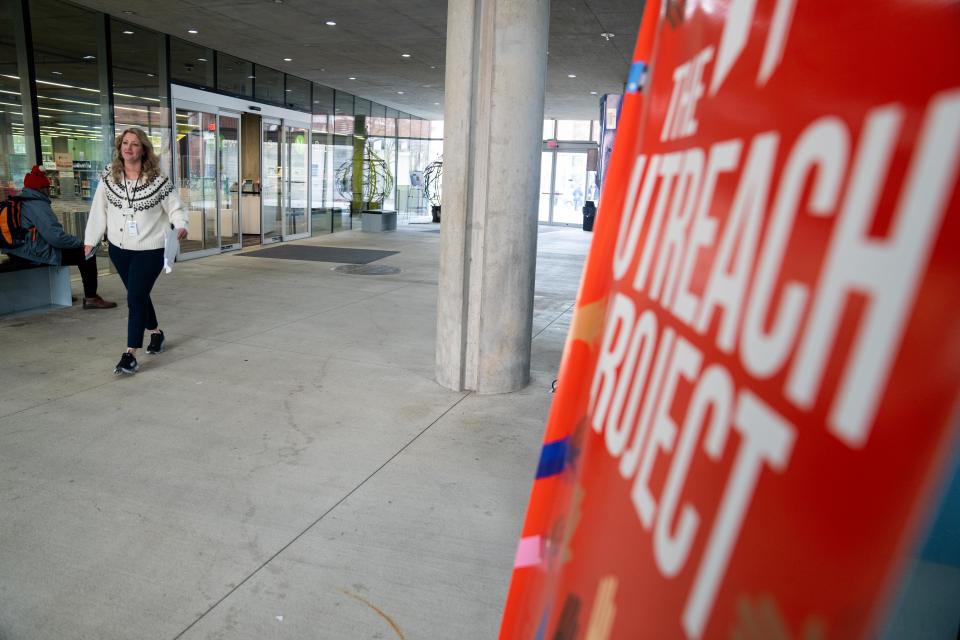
top-left (283, 123), bottom-right (310, 238)
top-left (261, 118), bottom-right (282, 243)
top-left (218, 113), bottom-right (241, 249)
top-left (553, 152), bottom-right (588, 224)
top-left (176, 106), bottom-right (219, 255)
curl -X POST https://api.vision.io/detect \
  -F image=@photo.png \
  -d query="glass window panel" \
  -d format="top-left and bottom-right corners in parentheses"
top-left (31, 0), bottom-right (108, 219)
top-left (254, 64), bottom-right (283, 104)
top-left (284, 74), bottom-right (310, 111)
top-left (539, 152), bottom-right (552, 222)
top-left (354, 97), bottom-right (370, 117)
top-left (110, 20), bottom-right (170, 184)
top-left (331, 139), bottom-right (353, 228)
top-left (553, 152), bottom-right (588, 224)
top-left (592, 120), bottom-right (601, 143)
top-left (0, 1), bottom-right (29, 199)
top-left (367, 103), bottom-right (386, 136)
top-left (556, 119), bottom-right (591, 141)
top-left (333, 90), bottom-right (353, 136)
top-left (219, 114), bottom-right (240, 247)
top-left (397, 114), bottom-right (411, 138)
top-left (310, 129), bottom-right (333, 235)
top-left (312, 83), bottom-right (333, 134)
top-left (170, 37), bottom-right (214, 88)
top-left (430, 120), bottom-right (444, 139)
top-left (385, 108), bottom-right (397, 137)
top-left (217, 53), bottom-right (253, 98)
top-left (283, 123), bottom-right (308, 236)
top-left (543, 120), bottom-right (555, 140)
top-left (175, 108), bottom-right (218, 253)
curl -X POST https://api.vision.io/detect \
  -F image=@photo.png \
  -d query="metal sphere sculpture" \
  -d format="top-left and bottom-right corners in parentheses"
top-left (423, 158), bottom-right (443, 207)
top-left (335, 142), bottom-right (394, 206)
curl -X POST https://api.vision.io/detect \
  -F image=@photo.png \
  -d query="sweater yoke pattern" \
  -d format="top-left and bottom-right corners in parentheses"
top-left (101, 170), bottom-right (174, 212)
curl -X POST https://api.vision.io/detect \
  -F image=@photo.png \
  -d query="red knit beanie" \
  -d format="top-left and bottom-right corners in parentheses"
top-left (24, 165), bottom-right (51, 190)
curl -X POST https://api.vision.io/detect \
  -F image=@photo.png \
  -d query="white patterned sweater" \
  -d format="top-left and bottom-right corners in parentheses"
top-left (84, 167), bottom-right (188, 251)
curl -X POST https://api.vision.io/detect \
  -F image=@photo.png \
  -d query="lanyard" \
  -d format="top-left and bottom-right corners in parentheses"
top-left (123, 171), bottom-right (142, 211)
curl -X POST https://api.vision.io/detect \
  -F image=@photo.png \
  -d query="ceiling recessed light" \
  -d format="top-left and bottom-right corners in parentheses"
top-left (434, 102), bottom-right (440, 105)
top-left (187, 29), bottom-right (198, 34)
top-left (197, 58), bottom-right (207, 62)
top-left (147, 73), bottom-right (155, 77)
top-left (122, 10), bottom-right (134, 14)
top-left (283, 58), bottom-right (292, 62)
top-left (600, 32), bottom-right (615, 40)
top-left (568, 74), bottom-right (577, 78)
top-left (348, 77), bottom-right (356, 80)
top-left (285, 89), bottom-right (291, 92)
top-left (123, 30), bottom-right (134, 35)
top-left (325, 21), bottom-right (336, 26)
top-left (401, 53), bottom-right (410, 58)
top-left (590, 91), bottom-right (598, 95)
top-left (430, 66), bottom-right (436, 69)
top-left (51, 71), bottom-right (62, 75)
top-left (397, 91), bottom-right (404, 95)
top-left (83, 55), bottom-right (95, 60)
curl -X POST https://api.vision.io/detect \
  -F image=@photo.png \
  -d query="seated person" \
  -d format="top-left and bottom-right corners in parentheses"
top-left (2, 166), bottom-right (116, 309)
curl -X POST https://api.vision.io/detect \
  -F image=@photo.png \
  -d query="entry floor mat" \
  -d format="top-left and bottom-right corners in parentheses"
top-left (239, 245), bottom-right (398, 264)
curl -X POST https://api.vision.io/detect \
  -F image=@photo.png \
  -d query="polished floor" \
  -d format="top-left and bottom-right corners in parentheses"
top-left (0, 224), bottom-right (591, 639)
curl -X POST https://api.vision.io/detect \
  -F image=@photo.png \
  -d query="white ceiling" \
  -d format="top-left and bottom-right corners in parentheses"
top-left (66, 0), bottom-right (643, 120)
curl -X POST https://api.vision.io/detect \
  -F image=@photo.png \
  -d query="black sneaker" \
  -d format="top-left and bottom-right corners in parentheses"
top-left (146, 330), bottom-right (165, 355)
top-left (114, 352), bottom-right (139, 375)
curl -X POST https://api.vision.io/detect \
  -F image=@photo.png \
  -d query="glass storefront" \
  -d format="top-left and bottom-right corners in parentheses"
top-left (0, 0), bottom-right (442, 270)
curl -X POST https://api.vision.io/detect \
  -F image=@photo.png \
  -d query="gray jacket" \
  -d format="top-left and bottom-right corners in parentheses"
top-left (2, 188), bottom-right (81, 265)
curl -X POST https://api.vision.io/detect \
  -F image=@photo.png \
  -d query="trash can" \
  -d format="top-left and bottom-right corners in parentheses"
top-left (582, 201), bottom-right (596, 231)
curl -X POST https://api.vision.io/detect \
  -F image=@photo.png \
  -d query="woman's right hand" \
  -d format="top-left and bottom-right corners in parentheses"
top-left (84, 244), bottom-right (93, 257)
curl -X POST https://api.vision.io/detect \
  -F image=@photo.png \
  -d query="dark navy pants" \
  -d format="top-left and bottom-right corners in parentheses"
top-left (108, 244), bottom-right (164, 349)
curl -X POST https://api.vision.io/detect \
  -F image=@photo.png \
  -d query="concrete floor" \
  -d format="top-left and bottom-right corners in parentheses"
top-left (0, 224), bottom-right (592, 640)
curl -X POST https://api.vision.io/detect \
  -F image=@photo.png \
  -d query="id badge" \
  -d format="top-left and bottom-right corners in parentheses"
top-left (126, 219), bottom-right (139, 237)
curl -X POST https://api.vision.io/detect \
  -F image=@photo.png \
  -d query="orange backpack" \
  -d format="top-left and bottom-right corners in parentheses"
top-left (0, 197), bottom-right (25, 249)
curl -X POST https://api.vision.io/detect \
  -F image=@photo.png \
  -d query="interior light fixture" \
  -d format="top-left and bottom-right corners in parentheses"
top-left (283, 58), bottom-right (292, 62)
top-left (401, 54), bottom-right (410, 58)
top-left (187, 29), bottom-right (198, 34)
top-left (123, 30), bottom-right (134, 35)
top-left (83, 55), bottom-right (95, 60)
top-left (197, 58), bottom-right (207, 62)
top-left (590, 91), bottom-right (598, 95)
top-left (122, 10), bottom-right (134, 14)
top-left (147, 73), bottom-right (155, 77)
top-left (568, 74), bottom-right (577, 78)
top-left (600, 32), bottom-right (615, 40)
top-left (325, 21), bottom-right (336, 26)
top-left (348, 77), bottom-right (356, 80)
top-left (51, 71), bottom-right (62, 75)
top-left (247, 75), bottom-right (256, 79)
top-left (397, 91), bottom-right (404, 94)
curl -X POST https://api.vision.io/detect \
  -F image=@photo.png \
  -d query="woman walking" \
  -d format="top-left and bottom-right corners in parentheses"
top-left (84, 127), bottom-right (188, 375)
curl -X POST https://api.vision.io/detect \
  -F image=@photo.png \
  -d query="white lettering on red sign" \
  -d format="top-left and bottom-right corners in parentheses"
top-left (589, 87), bottom-right (960, 638)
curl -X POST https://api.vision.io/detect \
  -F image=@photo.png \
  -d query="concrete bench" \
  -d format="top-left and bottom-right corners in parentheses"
top-left (0, 257), bottom-right (72, 316)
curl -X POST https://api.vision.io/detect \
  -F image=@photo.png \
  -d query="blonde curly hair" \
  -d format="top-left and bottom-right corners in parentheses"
top-left (110, 127), bottom-right (162, 184)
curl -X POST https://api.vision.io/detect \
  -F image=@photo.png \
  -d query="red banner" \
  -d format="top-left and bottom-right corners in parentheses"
top-left (501, 1), bottom-right (960, 638)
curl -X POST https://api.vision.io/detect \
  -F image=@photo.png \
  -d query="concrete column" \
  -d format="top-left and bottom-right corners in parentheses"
top-left (436, 0), bottom-right (550, 394)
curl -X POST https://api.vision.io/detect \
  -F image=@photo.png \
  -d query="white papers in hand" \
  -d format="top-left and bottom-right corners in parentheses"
top-left (163, 226), bottom-right (180, 274)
